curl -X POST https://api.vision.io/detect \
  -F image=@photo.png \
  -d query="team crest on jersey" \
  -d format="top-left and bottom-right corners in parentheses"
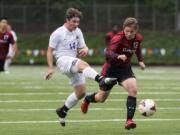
top-left (4, 35), bottom-right (9, 41)
top-left (76, 36), bottom-right (79, 39)
top-left (133, 41), bottom-right (139, 49)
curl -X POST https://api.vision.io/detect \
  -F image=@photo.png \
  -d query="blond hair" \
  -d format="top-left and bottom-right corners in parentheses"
top-left (123, 17), bottom-right (139, 30)
top-left (66, 8), bottom-right (82, 20)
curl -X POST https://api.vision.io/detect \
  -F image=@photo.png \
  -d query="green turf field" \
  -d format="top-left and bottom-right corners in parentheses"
top-left (0, 66), bottom-right (180, 135)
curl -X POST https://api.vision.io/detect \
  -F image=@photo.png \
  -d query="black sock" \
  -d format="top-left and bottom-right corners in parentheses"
top-left (95, 75), bottom-right (103, 83)
top-left (56, 105), bottom-right (69, 118)
top-left (62, 105), bottom-right (69, 113)
top-left (126, 96), bottom-right (136, 119)
top-left (85, 92), bottom-right (97, 103)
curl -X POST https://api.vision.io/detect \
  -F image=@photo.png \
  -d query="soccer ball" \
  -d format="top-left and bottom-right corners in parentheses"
top-left (138, 99), bottom-right (156, 117)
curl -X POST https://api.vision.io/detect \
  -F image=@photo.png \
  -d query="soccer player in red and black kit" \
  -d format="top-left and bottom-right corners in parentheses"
top-left (81, 17), bottom-right (146, 130)
top-left (0, 17), bottom-right (16, 72)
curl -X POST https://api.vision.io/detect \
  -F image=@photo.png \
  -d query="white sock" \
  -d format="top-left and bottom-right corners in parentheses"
top-left (64, 92), bottom-right (79, 109)
top-left (82, 67), bottom-right (99, 80)
top-left (4, 59), bottom-right (12, 71)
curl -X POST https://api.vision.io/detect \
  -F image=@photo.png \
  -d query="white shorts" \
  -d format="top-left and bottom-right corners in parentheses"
top-left (56, 56), bottom-right (85, 87)
top-left (7, 45), bottom-right (15, 57)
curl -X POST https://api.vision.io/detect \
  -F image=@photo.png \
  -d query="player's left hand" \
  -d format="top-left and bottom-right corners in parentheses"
top-left (139, 61), bottom-right (146, 70)
top-left (78, 47), bottom-right (88, 57)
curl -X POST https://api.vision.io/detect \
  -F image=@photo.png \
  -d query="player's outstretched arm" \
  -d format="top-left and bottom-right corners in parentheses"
top-left (45, 47), bottom-right (54, 80)
top-left (12, 42), bottom-right (17, 57)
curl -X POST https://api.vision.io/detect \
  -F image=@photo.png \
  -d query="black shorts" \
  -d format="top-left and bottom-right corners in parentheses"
top-left (100, 63), bottom-right (135, 91)
top-left (0, 60), bottom-right (5, 72)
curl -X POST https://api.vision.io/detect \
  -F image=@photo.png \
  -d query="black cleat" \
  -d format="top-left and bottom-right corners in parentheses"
top-left (56, 108), bottom-right (67, 127)
top-left (99, 77), bottom-right (117, 87)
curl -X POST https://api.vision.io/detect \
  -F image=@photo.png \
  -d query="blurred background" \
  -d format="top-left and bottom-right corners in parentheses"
top-left (1, 0), bottom-right (180, 65)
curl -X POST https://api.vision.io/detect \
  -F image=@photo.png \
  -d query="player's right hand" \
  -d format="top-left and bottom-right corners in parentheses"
top-left (117, 54), bottom-right (127, 62)
top-left (45, 68), bottom-right (54, 80)
top-left (139, 61), bottom-right (146, 70)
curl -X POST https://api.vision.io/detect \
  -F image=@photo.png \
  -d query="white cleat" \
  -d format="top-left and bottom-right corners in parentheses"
top-left (59, 118), bottom-right (65, 127)
top-left (5, 71), bottom-right (10, 74)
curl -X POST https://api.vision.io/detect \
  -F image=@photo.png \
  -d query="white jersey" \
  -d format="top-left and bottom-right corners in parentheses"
top-left (49, 25), bottom-right (86, 60)
top-left (7, 30), bottom-right (17, 57)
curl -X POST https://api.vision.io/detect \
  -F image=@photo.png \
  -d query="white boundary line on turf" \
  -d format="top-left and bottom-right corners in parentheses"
top-left (0, 107), bottom-right (180, 112)
top-left (0, 99), bottom-right (180, 103)
top-left (1, 82), bottom-right (180, 86)
top-left (1, 82), bottom-right (180, 87)
top-left (1, 119), bottom-right (180, 124)
top-left (0, 91), bottom-right (180, 96)
top-left (108, 99), bottom-right (180, 102)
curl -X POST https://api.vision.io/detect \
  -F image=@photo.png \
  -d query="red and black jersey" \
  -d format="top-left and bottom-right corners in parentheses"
top-left (0, 31), bottom-right (15, 60)
top-left (105, 31), bottom-right (117, 45)
top-left (105, 31), bottom-right (143, 67)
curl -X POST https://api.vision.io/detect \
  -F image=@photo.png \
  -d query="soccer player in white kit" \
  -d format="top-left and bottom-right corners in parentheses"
top-left (4, 24), bottom-right (17, 73)
top-left (45, 8), bottom-right (117, 127)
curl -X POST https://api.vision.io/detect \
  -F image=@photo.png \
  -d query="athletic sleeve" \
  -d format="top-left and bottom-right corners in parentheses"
top-left (11, 31), bottom-right (17, 41)
top-left (106, 35), bottom-right (122, 60)
top-left (135, 34), bottom-right (144, 62)
top-left (8, 33), bottom-right (15, 45)
top-left (135, 42), bottom-right (144, 62)
top-left (49, 32), bottom-right (61, 49)
top-left (77, 28), bottom-right (86, 48)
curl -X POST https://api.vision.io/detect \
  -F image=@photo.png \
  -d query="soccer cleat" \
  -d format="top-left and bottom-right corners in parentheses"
top-left (56, 107), bottom-right (67, 127)
top-left (99, 77), bottom-right (117, 87)
top-left (58, 118), bottom-right (65, 127)
top-left (5, 71), bottom-right (10, 74)
top-left (125, 119), bottom-right (136, 130)
top-left (81, 99), bottom-right (90, 114)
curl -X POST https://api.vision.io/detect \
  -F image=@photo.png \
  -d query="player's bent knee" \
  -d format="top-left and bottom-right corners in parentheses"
top-left (99, 98), bottom-right (107, 103)
top-left (96, 96), bottom-right (106, 103)
top-left (100, 84), bottom-right (114, 92)
top-left (76, 92), bottom-right (86, 99)
top-left (77, 60), bottom-right (89, 71)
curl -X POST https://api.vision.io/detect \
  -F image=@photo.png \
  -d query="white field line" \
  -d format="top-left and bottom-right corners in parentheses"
top-left (1, 119), bottom-right (180, 124)
top-left (0, 99), bottom-right (180, 103)
top-left (1, 75), bottom-right (180, 81)
top-left (0, 83), bottom-right (180, 88)
top-left (0, 83), bottom-right (180, 87)
top-left (1, 82), bottom-right (180, 86)
top-left (107, 99), bottom-right (180, 102)
top-left (0, 91), bottom-right (180, 96)
top-left (0, 107), bottom-right (180, 112)
top-left (22, 86), bottom-right (180, 90)
top-left (0, 85), bottom-right (180, 91)
top-left (136, 76), bottom-right (180, 80)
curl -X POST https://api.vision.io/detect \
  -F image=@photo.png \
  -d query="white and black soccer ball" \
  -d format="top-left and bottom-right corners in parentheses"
top-left (138, 99), bottom-right (156, 117)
